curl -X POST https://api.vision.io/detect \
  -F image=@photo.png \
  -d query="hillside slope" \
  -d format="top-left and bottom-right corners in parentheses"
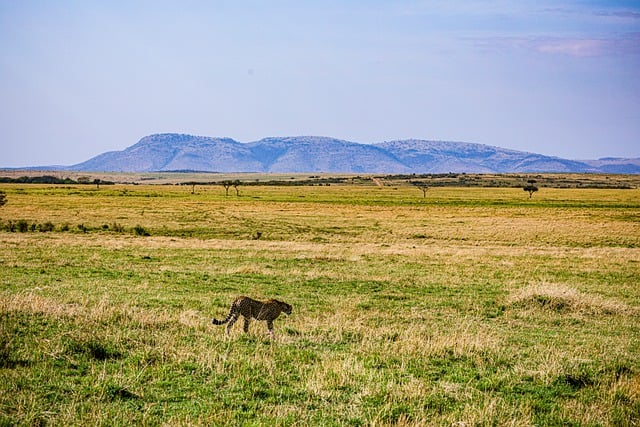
top-left (69, 133), bottom-right (635, 174)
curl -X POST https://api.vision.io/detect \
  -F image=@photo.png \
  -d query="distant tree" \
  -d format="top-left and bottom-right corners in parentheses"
top-left (93, 179), bottom-right (101, 189)
top-left (184, 182), bottom-right (198, 194)
top-left (0, 191), bottom-right (6, 207)
top-left (221, 181), bottom-right (232, 196)
top-left (413, 183), bottom-right (429, 198)
top-left (523, 180), bottom-right (539, 198)
top-left (233, 180), bottom-right (241, 196)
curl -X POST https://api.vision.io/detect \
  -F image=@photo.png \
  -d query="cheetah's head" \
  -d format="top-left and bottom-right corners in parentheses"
top-left (279, 301), bottom-right (292, 316)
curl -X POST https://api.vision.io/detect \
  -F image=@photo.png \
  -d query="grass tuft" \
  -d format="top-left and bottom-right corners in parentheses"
top-left (508, 283), bottom-right (636, 316)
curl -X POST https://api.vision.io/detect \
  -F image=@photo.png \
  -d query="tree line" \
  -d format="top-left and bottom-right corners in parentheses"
top-left (0, 176), bottom-right (114, 186)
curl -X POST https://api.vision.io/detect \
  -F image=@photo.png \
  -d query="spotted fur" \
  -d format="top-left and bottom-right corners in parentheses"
top-left (212, 296), bottom-right (292, 338)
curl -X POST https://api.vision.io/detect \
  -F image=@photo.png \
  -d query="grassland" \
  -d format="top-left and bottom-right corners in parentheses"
top-left (1, 179), bottom-right (639, 426)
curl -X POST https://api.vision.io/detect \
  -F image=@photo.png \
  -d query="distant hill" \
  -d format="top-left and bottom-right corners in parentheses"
top-left (67, 133), bottom-right (638, 174)
top-left (579, 158), bottom-right (640, 174)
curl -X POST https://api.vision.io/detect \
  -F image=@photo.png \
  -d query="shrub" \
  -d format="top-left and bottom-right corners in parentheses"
top-left (133, 225), bottom-right (150, 236)
top-left (111, 223), bottom-right (125, 233)
top-left (39, 222), bottom-right (55, 232)
top-left (17, 220), bottom-right (29, 233)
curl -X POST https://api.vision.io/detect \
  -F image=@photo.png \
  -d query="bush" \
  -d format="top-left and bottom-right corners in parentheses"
top-left (133, 225), bottom-right (150, 236)
top-left (17, 220), bottom-right (29, 233)
top-left (111, 223), bottom-right (125, 233)
top-left (39, 222), bottom-right (55, 232)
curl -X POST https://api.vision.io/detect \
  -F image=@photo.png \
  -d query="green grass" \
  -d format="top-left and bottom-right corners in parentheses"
top-left (1, 181), bottom-right (639, 425)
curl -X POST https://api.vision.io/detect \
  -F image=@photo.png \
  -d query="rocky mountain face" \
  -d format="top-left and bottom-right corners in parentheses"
top-left (69, 133), bottom-right (640, 174)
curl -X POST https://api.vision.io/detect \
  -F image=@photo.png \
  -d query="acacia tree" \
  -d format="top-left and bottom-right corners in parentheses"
top-left (410, 181), bottom-right (429, 198)
top-left (523, 179), bottom-right (539, 198)
top-left (221, 181), bottom-right (232, 196)
top-left (184, 182), bottom-right (198, 194)
top-left (232, 180), bottom-right (241, 196)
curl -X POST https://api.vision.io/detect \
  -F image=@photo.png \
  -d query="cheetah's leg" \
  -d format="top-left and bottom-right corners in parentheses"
top-left (226, 313), bottom-right (239, 335)
top-left (266, 320), bottom-right (275, 339)
top-left (243, 316), bottom-right (251, 333)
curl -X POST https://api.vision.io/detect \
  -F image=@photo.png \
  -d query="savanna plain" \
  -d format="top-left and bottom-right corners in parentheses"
top-left (1, 176), bottom-right (639, 426)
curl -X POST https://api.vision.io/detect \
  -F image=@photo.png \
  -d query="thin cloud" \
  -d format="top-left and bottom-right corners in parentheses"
top-left (541, 5), bottom-right (640, 20)
top-left (533, 38), bottom-right (616, 57)
top-left (471, 33), bottom-right (640, 57)
top-left (535, 33), bottom-right (640, 57)
top-left (593, 10), bottom-right (640, 19)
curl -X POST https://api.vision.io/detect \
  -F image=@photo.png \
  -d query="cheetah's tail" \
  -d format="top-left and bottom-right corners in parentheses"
top-left (211, 310), bottom-right (233, 325)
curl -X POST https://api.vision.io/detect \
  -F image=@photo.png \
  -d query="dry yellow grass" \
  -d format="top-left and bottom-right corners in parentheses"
top-left (508, 282), bottom-right (637, 316)
top-left (1, 184), bottom-right (639, 248)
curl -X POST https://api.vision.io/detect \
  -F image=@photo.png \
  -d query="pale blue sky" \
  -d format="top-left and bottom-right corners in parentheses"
top-left (1, 0), bottom-right (639, 167)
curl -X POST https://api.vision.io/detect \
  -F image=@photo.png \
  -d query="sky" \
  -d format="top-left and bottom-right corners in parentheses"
top-left (1, 0), bottom-right (639, 167)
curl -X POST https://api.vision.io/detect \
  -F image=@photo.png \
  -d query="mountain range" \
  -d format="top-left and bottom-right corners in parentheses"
top-left (67, 133), bottom-right (640, 174)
